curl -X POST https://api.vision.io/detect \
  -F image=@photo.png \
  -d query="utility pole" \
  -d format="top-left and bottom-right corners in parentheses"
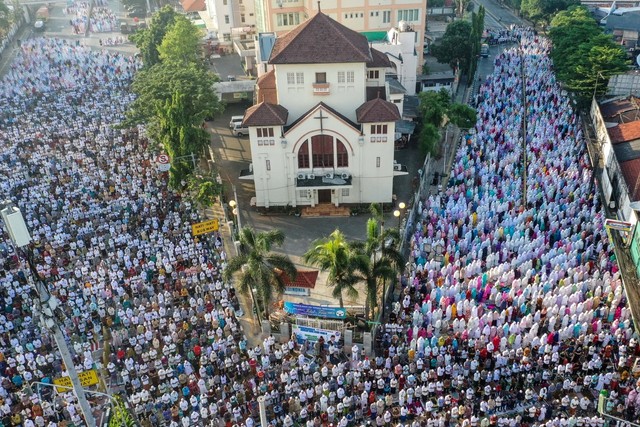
top-left (521, 48), bottom-right (527, 209)
top-left (0, 202), bottom-right (97, 427)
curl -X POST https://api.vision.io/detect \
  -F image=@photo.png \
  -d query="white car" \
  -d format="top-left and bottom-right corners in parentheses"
top-left (232, 123), bottom-right (249, 137)
top-left (229, 115), bottom-right (244, 128)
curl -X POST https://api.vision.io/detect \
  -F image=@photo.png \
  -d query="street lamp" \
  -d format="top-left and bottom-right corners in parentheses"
top-left (0, 202), bottom-right (97, 427)
top-left (393, 202), bottom-right (405, 229)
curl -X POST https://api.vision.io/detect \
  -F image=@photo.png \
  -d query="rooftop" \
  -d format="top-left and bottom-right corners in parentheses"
top-left (269, 12), bottom-right (372, 64)
top-left (356, 97), bottom-right (401, 123)
top-left (620, 157), bottom-right (640, 201)
top-left (243, 102), bottom-right (288, 126)
top-left (180, 0), bottom-right (205, 12)
top-left (599, 96), bottom-right (640, 122)
top-left (608, 120), bottom-right (640, 143)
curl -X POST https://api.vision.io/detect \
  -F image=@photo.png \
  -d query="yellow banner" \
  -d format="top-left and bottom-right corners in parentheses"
top-left (191, 219), bottom-right (219, 236)
top-left (53, 369), bottom-right (99, 392)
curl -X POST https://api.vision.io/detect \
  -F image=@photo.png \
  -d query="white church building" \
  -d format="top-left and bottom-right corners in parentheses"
top-left (240, 10), bottom-right (408, 209)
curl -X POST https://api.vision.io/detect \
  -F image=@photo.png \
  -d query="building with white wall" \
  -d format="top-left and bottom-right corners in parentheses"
top-left (203, 0), bottom-right (255, 43)
top-left (253, 0), bottom-right (426, 69)
top-left (240, 10), bottom-right (408, 208)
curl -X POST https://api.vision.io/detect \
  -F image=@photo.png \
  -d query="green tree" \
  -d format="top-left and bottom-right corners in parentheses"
top-left (431, 20), bottom-right (473, 74)
top-left (127, 61), bottom-right (223, 126)
top-left (351, 216), bottom-right (404, 319)
top-left (418, 89), bottom-right (451, 127)
top-left (549, 6), bottom-right (628, 104)
top-left (158, 16), bottom-right (203, 65)
top-left (224, 227), bottom-right (297, 319)
top-left (109, 396), bottom-right (136, 427)
top-left (448, 103), bottom-right (477, 129)
top-left (130, 5), bottom-right (179, 67)
top-left (521, 0), bottom-right (579, 25)
top-left (419, 123), bottom-right (441, 157)
top-left (187, 174), bottom-right (223, 208)
top-left (303, 230), bottom-right (359, 308)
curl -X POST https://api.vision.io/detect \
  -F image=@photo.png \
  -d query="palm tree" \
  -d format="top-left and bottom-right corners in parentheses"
top-left (223, 227), bottom-right (297, 319)
top-left (350, 250), bottom-right (397, 320)
top-left (351, 206), bottom-right (405, 319)
top-left (303, 229), bottom-right (359, 308)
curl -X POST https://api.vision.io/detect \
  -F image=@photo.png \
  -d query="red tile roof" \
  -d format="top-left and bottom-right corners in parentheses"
top-left (278, 270), bottom-right (318, 289)
top-left (256, 70), bottom-right (277, 105)
top-left (620, 157), bottom-right (640, 201)
top-left (608, 120), bottom-right (640, 144)
top-left (367, 48), bottom-right (391, 68)
top-left (356, 97), bottom-right (400, 123)
top-left (243, 102), bottom-right (288, 126)
top-left (180, 0), bottom-right (205, 12)
top-left (269, 12), bottom-right (372, 64)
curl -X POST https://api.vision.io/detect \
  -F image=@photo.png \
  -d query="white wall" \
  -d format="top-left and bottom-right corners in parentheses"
top-left (250, 106), bottom-right (396, 206)
top-left (274, 63), bottom-right (367, 123)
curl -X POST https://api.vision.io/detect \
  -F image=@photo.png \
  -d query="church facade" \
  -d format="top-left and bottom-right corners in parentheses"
top-left (241, 11), bottom-right (408, 208)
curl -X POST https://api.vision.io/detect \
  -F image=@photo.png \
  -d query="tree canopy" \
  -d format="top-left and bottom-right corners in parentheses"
top-left (417, 89), bottom-right (477, 156)
top-left (158, 16), bottom-right (203, 65)
top-left (431, 20), bottom-right (473, 74)
top-left (128, 61), bottom-right (221, 126)
top-left (224, 228), bottom-right (297, 319)
top-left (130, 6), bottom-right (179, 68)
top-left (520, 0), bottom-right (579, 24)
top-left (127, 6), bottom-right (225, 194)
top-left (549, 6), bottom-right (628, 103)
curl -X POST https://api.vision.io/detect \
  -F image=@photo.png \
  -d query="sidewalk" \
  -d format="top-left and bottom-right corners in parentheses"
top-left (202, 148), bottom-right (265, 349)
top-left (582, 113), bottom-right (640, 332)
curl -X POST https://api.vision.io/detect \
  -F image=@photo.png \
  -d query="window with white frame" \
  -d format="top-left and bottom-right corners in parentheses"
top-left (299, 190), bottom-right (308, 198)
top-left (370, 124), bottom-right (388, 142)
top-left (277, 12), bottom-right (300, 27)
top-left (368, 70), bottom-right (380, 79)
top-left (398, 9), bottom-right (419, 22)
top-left (382, 10), bottom-right (391, 23)
top-left (336, 71), bottom-right (354, 89)
top-left (341, 189), bottom-right (349, 197)
top-left (256, 127), bottom-right (275, 146)
top-left (296, 72), bottom-right (304, 84)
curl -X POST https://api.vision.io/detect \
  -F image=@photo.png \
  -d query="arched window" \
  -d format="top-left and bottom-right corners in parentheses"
top-left (336, 139), bottom-right (348, 167)
top-left (298, 135), bottom-right (350, 169)
top-left (298, 140), bottom-right (310, 168)
top-left (311, 135), bottom-right (334, 168)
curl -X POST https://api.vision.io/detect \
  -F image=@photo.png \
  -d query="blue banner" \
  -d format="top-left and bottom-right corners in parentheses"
top-left (283, 302), bottom-right (346, 319)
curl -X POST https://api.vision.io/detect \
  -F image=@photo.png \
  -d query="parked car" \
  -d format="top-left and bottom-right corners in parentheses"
top-left (232, 123), bottom-right (249, 137)
top-left (229, 115), bottom-right (244, 128)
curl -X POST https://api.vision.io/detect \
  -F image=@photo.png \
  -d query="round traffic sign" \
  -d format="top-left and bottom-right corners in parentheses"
top-left (156, 154), bottom-right (171, 172)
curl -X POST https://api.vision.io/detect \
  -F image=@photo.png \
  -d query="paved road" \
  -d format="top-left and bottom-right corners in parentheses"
top-left (475, 0), bottom-right (524, 29)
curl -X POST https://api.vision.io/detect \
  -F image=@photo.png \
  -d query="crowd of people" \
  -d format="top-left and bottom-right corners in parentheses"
top-left (0, 38), bottom-right (249, 427)
top-left (65, 1), bottom-right (119, 35)
top-left (0, 23), bottom-right (639, 427)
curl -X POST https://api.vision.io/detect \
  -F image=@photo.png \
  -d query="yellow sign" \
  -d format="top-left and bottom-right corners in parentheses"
top-left (53, 370), bottom-right (99, 392)
top-left (191, 219), bottom-right (219, 236)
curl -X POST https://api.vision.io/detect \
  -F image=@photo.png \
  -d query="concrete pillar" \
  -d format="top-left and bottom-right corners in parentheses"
top-left (363, 332), bottom-right (373, 357)
top-left (280, 322), bottom-right (290, 342)
top-left (261, 320), bottom-right (271, 335)
top-left (258, 396), bottom-right (268, 427)
top-left (344, 329), bottom-right (353, 354)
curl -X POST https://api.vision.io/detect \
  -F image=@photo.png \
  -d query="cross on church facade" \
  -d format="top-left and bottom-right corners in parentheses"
top-left (314, 109), bottom-right (327, 135)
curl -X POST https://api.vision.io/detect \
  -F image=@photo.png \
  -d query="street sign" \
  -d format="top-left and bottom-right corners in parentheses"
top-left (53, 369), bottom-right (99, 392)
top-left (191, 219), bottom-right (219, 236)
top-left (156, 154), bottom-right (171, 172)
